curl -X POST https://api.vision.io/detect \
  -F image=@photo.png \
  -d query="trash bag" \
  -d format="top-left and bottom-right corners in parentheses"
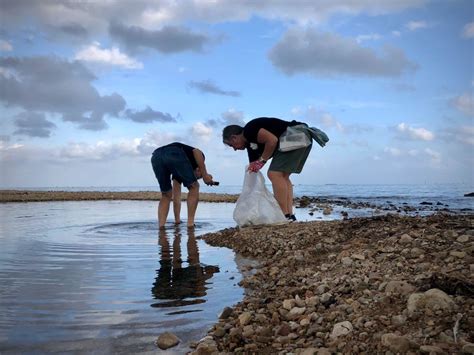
top-left (233, 168), bottom-right (287, 227)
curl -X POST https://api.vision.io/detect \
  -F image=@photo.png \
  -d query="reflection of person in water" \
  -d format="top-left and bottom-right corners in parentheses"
top-left (151, 228), bottom-right (219, 304)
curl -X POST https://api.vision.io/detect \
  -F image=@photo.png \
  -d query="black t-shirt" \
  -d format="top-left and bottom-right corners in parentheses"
top-left (164, 142), bottom-right (199, 169)
top-left (243, 117), bottom-right (301, 162)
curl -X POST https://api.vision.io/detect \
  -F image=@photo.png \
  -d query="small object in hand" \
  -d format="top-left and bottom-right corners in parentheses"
top-left (211, 181), bottom-right (219, 186)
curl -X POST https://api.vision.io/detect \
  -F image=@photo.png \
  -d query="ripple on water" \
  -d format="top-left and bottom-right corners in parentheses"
top-left (0, 201), bottom-right (243, 353)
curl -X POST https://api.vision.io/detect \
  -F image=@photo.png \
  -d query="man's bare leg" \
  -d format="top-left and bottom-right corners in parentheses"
top-left (268, 170), bottom-right (291, 215)
top-left (158, 191), bottom-right (172, 228)
top-left (172, 180), bottom-right (182, 224)
top-left (186, 182), bottom-right (199, 228)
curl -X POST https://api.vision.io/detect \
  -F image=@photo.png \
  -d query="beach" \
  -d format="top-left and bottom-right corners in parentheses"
top-left (0, 190), bottom-right (238, 203)
top-left (1, 190), bottom-right (473, 353)
top-left (194, 213), bottom-right (473, 354)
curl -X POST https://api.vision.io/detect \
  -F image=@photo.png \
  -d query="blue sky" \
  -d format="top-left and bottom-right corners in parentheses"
top-left (0, 0), bottom-right (472, 188)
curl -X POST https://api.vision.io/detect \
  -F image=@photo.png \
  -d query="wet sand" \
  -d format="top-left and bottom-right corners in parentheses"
top-left (0, 190), bottom-right (238, 203)
top-left (191, 213), bottom-right (474, 354)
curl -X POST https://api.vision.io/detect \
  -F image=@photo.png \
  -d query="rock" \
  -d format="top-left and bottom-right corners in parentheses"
top-left (391, 314), bottom-right (407, 326)
top-left (341, 257), bottom-right (353, 266)
top-left (156, 332), bottom-right (180, 350)
top-left (330, 321), bottom-right (353, 338)
top-left (450, 250), bottom-right (466, 258)
top-left (381, 333), bottom-right (411, 353)
top-left (283, 299), bottom-right (295, 310)
top-left (400, 234), bottom-right (414, 243)
top-left (462, 343), bottom-right (474, 354)
top-left (385, 281), bottom-right (416, 295)
top-left (238, 312), bottom-right (252, 326)
top-left (219, 306), bottom-right (233, 319)
top-left (407, 288), bottom-right (455, 316)
top-left (464, 192), bottom-right (474, 197)
top-left (457, 235), bottom-right (470, 243)
top-left (420, 345), bottom-right (444, 353)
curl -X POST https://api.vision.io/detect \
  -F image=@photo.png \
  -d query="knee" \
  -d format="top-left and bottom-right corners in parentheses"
top-left (161, 191), bottom-right (172, 200)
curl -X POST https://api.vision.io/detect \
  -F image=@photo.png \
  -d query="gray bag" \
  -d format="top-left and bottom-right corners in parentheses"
top-left (278, 125), bottom-right (312, 152)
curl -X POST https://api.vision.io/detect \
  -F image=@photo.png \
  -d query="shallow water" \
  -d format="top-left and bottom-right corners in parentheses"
top-left (0, 201), bottom-right (244, 354)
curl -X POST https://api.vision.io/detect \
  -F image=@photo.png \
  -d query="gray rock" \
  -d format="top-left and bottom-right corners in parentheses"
top-left (420, 345), bottom-right (444, 353)
top-left (385, 280), bottom-right (416, 295)
top-left (407, 288), bottom-right (455, 316)
top-left (381, 333), bottom-right (411, 353)
top-left (156, 332), bottom-right (180, 350)
top-left (462, 343), bottom-right (474, 354)
top-left (330, 321), bottom-right (353, 338)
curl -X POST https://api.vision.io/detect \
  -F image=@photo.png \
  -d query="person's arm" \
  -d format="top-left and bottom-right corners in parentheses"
top-left (248, 128), bottom-right (278, 172)
top-left (256, 128), bottom-right (278, 161)
top-left (192, 148), bottom-right (214, 185)
top-left (172, 179), bottom-right (181, 224)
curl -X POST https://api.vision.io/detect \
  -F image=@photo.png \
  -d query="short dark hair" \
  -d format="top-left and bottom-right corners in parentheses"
top-left (222, 125), bottom-right (243, 141)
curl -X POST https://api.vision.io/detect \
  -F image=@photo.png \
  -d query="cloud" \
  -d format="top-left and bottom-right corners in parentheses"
top-left (440, 126), bottom-right (474, 146)
top-left (0, 56), bottom-right (126, 131)
top-left (462, 22), bottom-right (474, 38)
top-left (206, 108), bottom-right (246, 127)
top-left (0, 1), bottom-right (427, 43)
top-left (75, 42), bottom-right (143, 69)
top-left (395, 122), bottom-right (434, 141)
top-left (109, 21), bottom-right (212, 54)
top-left (0, 39), bottom-right (13, 51)
top-left (190, 122), bottom-right (213, 142)
top-left (268, 28), bottom-right (417, 78)
top-left (450, 92), bottom-right (474, 116)
top-left (356, 33), bottom-right (382, 43)
top-left (188, 80), bottom-right (241, 97)
top-left (13, 112), bottom-right (56, 138)
top-left (123, 106), bottom-right (178, 123)
top-left (405, 20), bottom-right (429, 31)
top-left (303, 106), bottom-right (372, 134)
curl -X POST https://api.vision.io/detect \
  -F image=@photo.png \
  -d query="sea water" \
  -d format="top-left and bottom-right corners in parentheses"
top-left (1, 184), bottom-right (472, 353)
top-left (0, 201), bottom-right (246, 354)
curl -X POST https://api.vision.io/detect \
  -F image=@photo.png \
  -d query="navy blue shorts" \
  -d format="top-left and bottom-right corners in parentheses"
top-left (151, 146), bottom-right (197, 192)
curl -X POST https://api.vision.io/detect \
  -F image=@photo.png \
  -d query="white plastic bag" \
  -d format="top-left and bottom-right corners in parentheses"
top-left (279, 125), bottom-right (312, 152)
top-left (233, 168), bottom-right (287, 227)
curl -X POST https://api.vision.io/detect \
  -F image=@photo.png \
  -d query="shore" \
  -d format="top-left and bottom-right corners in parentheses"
top-left (0, 190), bottom-right (238, 203)
top-left (189, 213), bottom-right (474, 354)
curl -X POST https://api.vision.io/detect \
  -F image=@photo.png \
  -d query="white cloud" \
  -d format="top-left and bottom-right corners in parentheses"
top-left (392, 30), bottom-right (401, 37)
top-left (0, 39), bottom-right (13, 51)
top-left (356, 33), bottom-right (382, 43)
top-left (191, 122), bottom-right (213, 142)
top-left (451, 92), bottom-right (474, 116)
top-left (75, 42), bottom-right (143, 69)
top-left (396, 122), bottom-right (434, 141)
top-left (405, 20), bottom-right (429, 31)
top-left (462, 22), bottom-right (474, 38)
top-left (384, 147), bottom-right (402, 157)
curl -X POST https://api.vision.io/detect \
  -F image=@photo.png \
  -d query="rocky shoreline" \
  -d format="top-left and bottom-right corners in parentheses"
top-left (0, 190), bottom-right (238, 203)
top-left (188, 213), bottom-right (474, 354)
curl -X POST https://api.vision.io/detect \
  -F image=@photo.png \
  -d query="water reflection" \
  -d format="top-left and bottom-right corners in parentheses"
top-left (151, 227), bottom-right (220, 310)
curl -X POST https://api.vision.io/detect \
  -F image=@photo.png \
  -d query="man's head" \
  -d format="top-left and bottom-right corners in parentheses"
top-left (222, 125), bottom-right (246, 150)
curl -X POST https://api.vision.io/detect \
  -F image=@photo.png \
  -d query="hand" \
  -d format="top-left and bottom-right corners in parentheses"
top-left (203, 174), bottom-right (214, 185)
top-left (248, 160), bottom-right (265, 172)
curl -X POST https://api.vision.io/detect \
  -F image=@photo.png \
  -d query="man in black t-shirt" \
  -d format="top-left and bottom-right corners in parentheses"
top-left (151, 142), bottom-right (217, 228)
top-left (223, 117), bottom-right (314, 221)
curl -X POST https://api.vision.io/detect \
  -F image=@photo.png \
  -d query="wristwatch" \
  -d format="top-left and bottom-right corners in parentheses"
top-left (258, 157), bottom-right (267, 164)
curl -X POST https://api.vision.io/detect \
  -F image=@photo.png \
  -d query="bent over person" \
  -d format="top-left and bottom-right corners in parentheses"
top-left (151, 142), bottom-right (216, 228)
top-left (223, 117), bottom-right (328, 221)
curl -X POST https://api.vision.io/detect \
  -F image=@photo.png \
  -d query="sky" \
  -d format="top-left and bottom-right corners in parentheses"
top-left (0, 0), bottom-right (473, 188)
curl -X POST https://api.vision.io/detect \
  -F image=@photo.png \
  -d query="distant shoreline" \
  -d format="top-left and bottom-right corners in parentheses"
top-left (0, 190), bottom-right (239, 203)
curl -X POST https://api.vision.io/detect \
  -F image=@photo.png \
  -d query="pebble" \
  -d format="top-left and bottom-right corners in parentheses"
top-left (155, 332), bottom-right (180, 350)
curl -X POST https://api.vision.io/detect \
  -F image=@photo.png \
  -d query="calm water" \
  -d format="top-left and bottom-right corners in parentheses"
top-left (0, 201), bottom-right (246, 354)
